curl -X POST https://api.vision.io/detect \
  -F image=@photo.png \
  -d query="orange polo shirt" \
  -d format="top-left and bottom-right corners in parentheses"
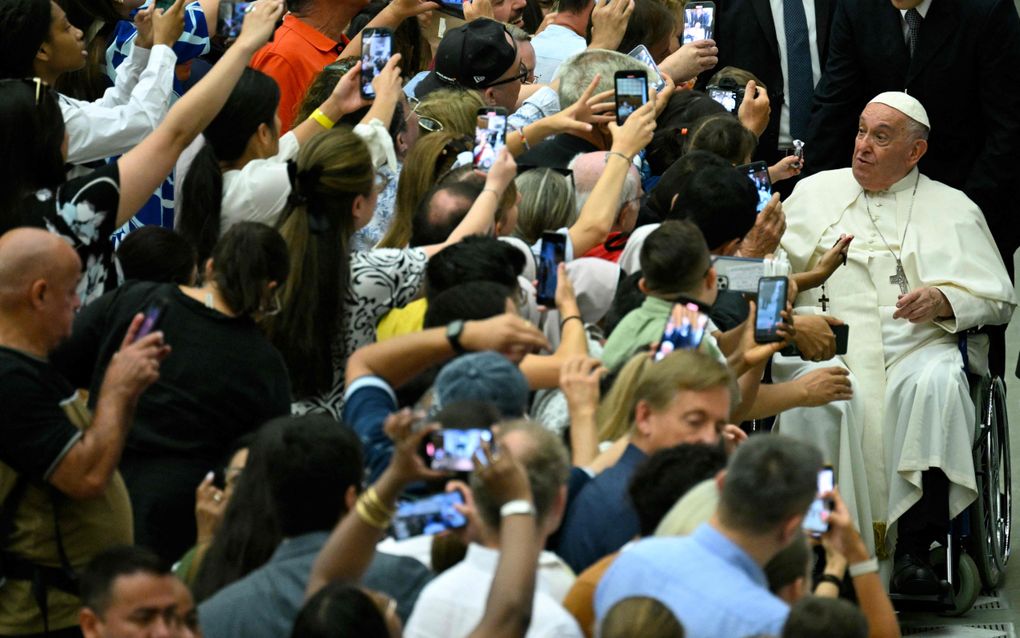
top-left (251, 14), bottom-right (347, 133)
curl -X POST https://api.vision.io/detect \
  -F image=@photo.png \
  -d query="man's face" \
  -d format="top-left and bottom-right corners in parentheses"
top-left (81, 573), bottom-right (181, 638)
top-left (40, 2), bottom-right (86, 77)
top-left (491, 0), bottom-right (526, 27)
top-left (171, 579), bottom-right (201, 638)
top-left (889, 0), bottom-right (924, 8)
top-left (639, 385), bottom-right (731, 452)
top-left (43, 248), bottom-right (82, 347)
top-left (519, 41), bottom-right (537, 85)
top-left (851, 103), bottom-right (925, 192)
top-left (485, 36), bottom-right (525, 111)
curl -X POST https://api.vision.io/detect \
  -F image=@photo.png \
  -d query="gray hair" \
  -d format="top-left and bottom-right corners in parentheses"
top-left (718, 434), bottom-right (822, 535)
top-left (513, 169), bottom-right (577, 244)
top-left (556, 49), bottom-right (658, 107)
top-left (904, 117), bottom-right (930, 141)
top-left (505, 23), bottom-right (531, 42)
top-left (470, 420), bottom-right (570, 530)
top-left (568, 152), bottom-right (641, 217)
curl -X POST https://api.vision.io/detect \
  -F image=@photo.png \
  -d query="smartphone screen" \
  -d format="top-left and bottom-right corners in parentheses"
top-left (423, 428), bottom-right (494, 472)
top-left (627, 45), bottom-right (666, 92)
top-left (434, 0), bottom-right (465, 18)
top-left (708, 87), bottom-right (739, 113)
top-left (135, 299), bottom-right (168, 341)
top-left (754, 276), bottom-right (788, 343)
top-left (803, 467), bottom-right (835, 536)
top-left (683, 2), bottom-right (715, 43)
top-left (536, 232), bottom-right (567, 307)
top-left (473, 108), bottom-right (508, 172)
top-left (614, 71), bottom-right (648, 126)
top-left (360, 28), bottom-right (392, 99)
top-left (655, 303), bottom-right (708, 361)
top-left (390, 491), bottom-right (468, 540)
top-left (736, 161), bottom-right (772, 213)
top-left (154, 0), bottom-right (176, 11)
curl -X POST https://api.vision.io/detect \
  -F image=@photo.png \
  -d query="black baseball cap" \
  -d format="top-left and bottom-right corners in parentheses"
top-left (414, 19), bottom-right (518, 99)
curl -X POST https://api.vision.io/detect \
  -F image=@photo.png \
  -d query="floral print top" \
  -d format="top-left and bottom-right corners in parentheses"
top-left (27, 164), bottom-right (121, 305)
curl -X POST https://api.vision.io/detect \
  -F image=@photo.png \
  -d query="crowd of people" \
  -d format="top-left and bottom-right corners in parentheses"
top-left (0, 0), bottom-right (1018, 635)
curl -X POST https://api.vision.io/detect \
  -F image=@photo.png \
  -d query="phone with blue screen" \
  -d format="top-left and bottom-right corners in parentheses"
top-left (803, 466), bottom-right (835, 537)
top-left (654, 303), bottom-right (708, 360)
top-left (736, 161), bottom-right (772, 213)
top-left (536, 232), bottom-right (567, 307)
top-left (390, 491), bottom-right (468, 540)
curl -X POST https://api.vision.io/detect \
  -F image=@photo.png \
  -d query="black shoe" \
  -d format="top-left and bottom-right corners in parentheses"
top-left (890, 553), bottom-right (940, 596)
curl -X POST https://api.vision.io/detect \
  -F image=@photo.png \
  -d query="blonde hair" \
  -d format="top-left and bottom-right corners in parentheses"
top-left (378, 132), bottom-right (471, 249)
top-left (601, 597), bottom-right (684, 638)
top-left (597, 349), bottom-right (733, 442)
top-left (513, 169), bottom-right (577, 245)
top-left (415, 89), bottom-right (486, 138)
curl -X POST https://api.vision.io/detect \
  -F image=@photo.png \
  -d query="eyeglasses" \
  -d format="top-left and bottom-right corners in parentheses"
top-left (418, 116), bottom-right (444, 133)
top-left (483, 62), bottom-right (532, 88)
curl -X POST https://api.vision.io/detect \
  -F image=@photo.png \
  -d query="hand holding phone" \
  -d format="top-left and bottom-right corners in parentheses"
top-left (627, 45), bottom-right (667, 91)
top-left (473, 108), bottom-right (508, 173)
top-left (754, 276), bottom-right (788, 344)
top-left (803, 466), bottom-right (835, 537)
top-left (135, 298), bottom-right (169, 341)
top-left (655, 303), bottom-right (708, 360)
top-left (736, 161), bottom-right (772, 214)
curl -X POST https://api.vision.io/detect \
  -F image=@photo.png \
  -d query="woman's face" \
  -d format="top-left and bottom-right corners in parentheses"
top-left (41, 2), bottom-right (86, 78)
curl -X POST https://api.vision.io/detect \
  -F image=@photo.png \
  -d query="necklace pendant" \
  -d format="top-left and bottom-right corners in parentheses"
top-left (890, 262), bottom-right (909, 295)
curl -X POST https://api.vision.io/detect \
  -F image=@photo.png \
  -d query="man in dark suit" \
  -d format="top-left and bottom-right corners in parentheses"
top-left (708, 0), bottom-right (835, 167)
top-left (804, 0), bottom-right (1020, 378)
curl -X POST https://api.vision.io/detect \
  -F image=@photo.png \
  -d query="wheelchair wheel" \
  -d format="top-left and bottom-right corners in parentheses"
top-left (967, 376), bottom-right (1012, 590)
top-left (930, 547), bottom-right (981, 617)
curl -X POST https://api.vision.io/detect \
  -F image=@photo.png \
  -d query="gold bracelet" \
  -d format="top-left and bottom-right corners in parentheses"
top-left (310, 108), bottom-right (336, 130)
top-left (355, 496), bottom-right (391, 530)
top-left (363, 487), bottom-right (396, 517)
top-left (606, 150), bottom-right (632, 164)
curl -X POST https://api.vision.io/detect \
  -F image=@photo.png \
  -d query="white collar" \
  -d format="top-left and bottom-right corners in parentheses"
top-left (900, 0), bottom-right (931, 20)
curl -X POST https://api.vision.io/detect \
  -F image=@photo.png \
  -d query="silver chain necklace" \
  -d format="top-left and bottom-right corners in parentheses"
top-left (862, 171), bottom-right (920, 295)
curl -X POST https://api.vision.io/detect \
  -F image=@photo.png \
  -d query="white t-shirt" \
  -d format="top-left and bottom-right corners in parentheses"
top-left (219, 131), bottom-right (301, 234)
top-left (404, 544), bottom-right (583, 638)
top-left (531, 25), bottom-right (587, 85)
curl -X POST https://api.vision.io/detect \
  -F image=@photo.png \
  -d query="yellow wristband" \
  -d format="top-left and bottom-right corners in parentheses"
top-left (310, 108), bottom-right (335, 130)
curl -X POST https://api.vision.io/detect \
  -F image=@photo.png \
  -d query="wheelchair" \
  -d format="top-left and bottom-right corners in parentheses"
top-left (889, 332), bottom-right (1012, 616)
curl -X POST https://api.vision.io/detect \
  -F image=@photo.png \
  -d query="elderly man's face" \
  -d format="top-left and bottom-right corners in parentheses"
top-left (852, 103), bottom-right (926, 192)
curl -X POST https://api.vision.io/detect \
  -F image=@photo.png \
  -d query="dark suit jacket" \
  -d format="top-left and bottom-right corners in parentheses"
top-left (805, 0), bottom-right (1020, 259)
top-left (706, 0), bottom-right (835, 164)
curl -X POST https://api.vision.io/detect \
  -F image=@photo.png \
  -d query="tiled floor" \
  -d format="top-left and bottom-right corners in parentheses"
top-left (896, 253), bottom-right (1020, 636)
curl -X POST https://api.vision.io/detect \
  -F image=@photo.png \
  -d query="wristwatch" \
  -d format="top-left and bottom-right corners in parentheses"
top-left (500, 499), bottom-right (536, 518)
top-left (446, 320), bottom-right (467, 355)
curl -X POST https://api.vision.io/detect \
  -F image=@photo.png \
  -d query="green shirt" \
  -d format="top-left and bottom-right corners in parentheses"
top-left (601, 296), bottom-right (724, 371)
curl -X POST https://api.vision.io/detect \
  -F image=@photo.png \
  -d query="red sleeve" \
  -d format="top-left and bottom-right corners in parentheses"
top-left (251, 51), bottom-right (303, 134)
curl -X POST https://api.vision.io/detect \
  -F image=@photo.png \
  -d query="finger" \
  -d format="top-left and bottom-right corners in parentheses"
top-left (119, 313), bottom-right (145, 349)
top-left (588, 89), bottom-right (615, 105)
top-left (577, 74), bottom-right (602, 104)
top-left (199, 470), bottom-right (215, 491)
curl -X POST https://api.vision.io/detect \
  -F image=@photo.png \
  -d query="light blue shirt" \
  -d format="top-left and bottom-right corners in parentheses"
top-left (594, 524), bottom-right (789, 638)
top-left (531, 25), bottom-right (586, 84)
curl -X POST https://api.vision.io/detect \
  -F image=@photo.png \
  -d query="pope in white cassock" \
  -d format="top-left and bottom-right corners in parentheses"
top-left (773, 92), bottom-right (1016, 595)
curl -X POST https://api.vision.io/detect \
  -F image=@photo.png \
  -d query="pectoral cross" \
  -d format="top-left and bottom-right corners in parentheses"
top-left (818, 286), bottom-right (830, 312)
top-left (890, 260), bottom-right (910, 295)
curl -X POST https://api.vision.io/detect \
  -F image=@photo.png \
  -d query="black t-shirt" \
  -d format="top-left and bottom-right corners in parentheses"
top-left (20, 164), bottom-right (121, 306)
top-left (0, 348), bottom-right (80, 482)
top-left (517, 134), bottom-right (599, 169)
top-left (52, 281), bottom-right (292, 460)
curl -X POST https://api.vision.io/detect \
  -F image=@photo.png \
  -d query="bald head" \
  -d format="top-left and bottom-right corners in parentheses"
top-left (0, 228), bottom-right (80, 304)
top-left (570, 152), bottom-right (642, 229)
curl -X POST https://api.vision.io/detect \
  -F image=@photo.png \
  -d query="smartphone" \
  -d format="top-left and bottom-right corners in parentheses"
top-left (390, 491), bottom-right (468, 541)
top-left (792, 139), bottom-right (805, 169)
top-left (614, 70), bottom-right (648, 126)
top-left (217, 1), bottom-right (249, 38)
top-left (655, 303), bottom-right (708, 361)
top-left (713, 256), bottom-right (764, 294)
top-left (832, 324), bottom-right (849, 355)
top-left (434, 0), bottom-right (465, 19)
top-left (422, 428), bottom-right (494, 472)
top-left (536, 232), bottom-right (567, 307)
top-left (707, 86), bottom-right (743, 113)
top-left (135, 298), bottom-right (168, 341)
top-left (803, 466), bottom-right (835, 537)
top-left (754, 276), bottom-right (788, 344)
top-left (473, 107), bottom-right (508, 173)
top-left (682, 1), bottom-right (715, 43)
top-left (627, 45), bottom-right (666, 92)
top-left (736, 161), bottom-right (772, 214)
top-left (360, 28), bottom-right (393, 100)
top-left (154, 0), bottom-right (176, 11)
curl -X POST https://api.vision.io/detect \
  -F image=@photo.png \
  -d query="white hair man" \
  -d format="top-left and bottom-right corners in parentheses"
top-left (774, 92), bottom-right (1016, 595)
top-left (567, 151), bottom-right (642, 261)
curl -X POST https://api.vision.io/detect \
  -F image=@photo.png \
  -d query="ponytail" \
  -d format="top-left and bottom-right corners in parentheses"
top-left (179, 142), bottom-right (225, 267)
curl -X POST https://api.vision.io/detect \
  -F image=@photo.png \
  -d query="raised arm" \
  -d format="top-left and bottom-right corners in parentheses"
top-left (339, 0), bottom-right (439, 60)
top-left (114, 0), bottom-right (285, 226)
top-left (568, 99), bottom-right (656, 257)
